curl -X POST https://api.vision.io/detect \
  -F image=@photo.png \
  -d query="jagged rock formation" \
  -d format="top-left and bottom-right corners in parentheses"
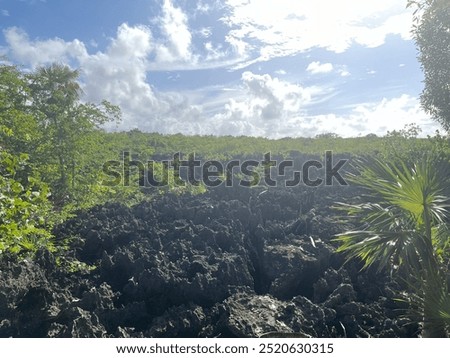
top-left (0, 186), bottom-right (418, 337)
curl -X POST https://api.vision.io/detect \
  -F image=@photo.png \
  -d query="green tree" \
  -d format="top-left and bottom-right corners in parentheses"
top-left (27, 64), bottom-right (120, 206)
top-left (0, 63), bottom-right (41, 155)
top-left (408, 0), bottom-right (450, 131)
top-left (335, 156), bottom-right (450, 337)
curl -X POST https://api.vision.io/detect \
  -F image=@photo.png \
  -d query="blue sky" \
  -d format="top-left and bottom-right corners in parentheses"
top-left (0, 0), bottom-right (441, 137)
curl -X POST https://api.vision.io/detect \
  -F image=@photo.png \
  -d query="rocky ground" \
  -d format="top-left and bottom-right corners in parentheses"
top-left (0, 185), bottom-right (419, 337)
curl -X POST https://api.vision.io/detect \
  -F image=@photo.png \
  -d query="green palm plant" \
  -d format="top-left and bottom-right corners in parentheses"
top-left (334, 155), bottom-right (450, 337)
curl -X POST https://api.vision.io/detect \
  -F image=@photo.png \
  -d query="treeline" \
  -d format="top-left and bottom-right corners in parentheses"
top-left (119, 125), bottom-right (442, 161)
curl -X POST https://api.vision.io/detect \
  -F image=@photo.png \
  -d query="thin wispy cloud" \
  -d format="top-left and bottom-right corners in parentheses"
top-left (222, 0), bottom-right (413, 65)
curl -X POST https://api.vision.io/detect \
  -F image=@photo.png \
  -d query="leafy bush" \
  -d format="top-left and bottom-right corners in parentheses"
top-left (0, 149), bottom-right (54, 256)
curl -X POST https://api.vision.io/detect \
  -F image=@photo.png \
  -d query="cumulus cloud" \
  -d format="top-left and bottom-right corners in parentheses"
top-left (211, 71), bottom-right (315, 136)
top-left (306, 61), bottom-right (334, 75)
top-left (78, 24), bottom-right (205, 133)
top-left (4, 0), bottom-right (203, 70)
top-left (154, 0), bottom-right (193, 64)
top-left (79, 24), bottom-right (156, 128)
top-left (3, 27), bottom-right (88, 67)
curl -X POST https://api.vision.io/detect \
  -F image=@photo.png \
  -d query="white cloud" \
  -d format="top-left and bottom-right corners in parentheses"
top-left (79, 24), bottom-right (204, 133)
top-left (80, 24), bottom-right (155, 120)
top-left (306, 61), bottom-right (334, 75)
top-left (2, 9), bottom-right (10, 16)
top-left (222, 0), bottom-right (413, 66)
top-left (310, 95), bottom-right (439, 137)
top-left (106, 24), bottom-right (152, 60)
top-left (204, 42), bottom-right (225, 61)
top-left (3, 27), bottom-right (88, 67)
top-left (211, 71), bottom-right (316, 136)
top-left (154, 0), bottom-right (193, 64)
top-left (225, 33), bottom-right (250, 58)
top-left (339, 69), bottom-right (351, 77)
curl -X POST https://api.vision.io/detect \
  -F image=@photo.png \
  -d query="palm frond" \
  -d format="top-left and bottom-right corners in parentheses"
top-left (432, 223), bottom-right (450, 261)
top-left (335, 154), bottom-right (450, 336)
top-left (335, 229), bottom-right (424, 272)
top-left (334, 198), bottom-right (426, 271)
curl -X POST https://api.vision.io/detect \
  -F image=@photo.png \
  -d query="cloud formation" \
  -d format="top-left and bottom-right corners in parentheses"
top-left (4, 27), bottom-right (88, 67)
top-left (0, 0), bottom-right (437, 138)
top-left (155, 0), bottom-right (193, 64)
top-left (212, 71), bottom-right (314, 136)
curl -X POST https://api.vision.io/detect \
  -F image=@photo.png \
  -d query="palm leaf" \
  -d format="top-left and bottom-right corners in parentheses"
top-left (335, 154), bottom-right (450, 337)
top-left (347, 157), bottom-right (449, 227)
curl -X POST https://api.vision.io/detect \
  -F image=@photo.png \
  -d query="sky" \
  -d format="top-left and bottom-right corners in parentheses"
top-left (0, 0), bottom-right (441, 138)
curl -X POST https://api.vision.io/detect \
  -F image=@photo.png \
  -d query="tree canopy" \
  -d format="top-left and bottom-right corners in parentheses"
top-left (409, 0), bottom-right (450, 131)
